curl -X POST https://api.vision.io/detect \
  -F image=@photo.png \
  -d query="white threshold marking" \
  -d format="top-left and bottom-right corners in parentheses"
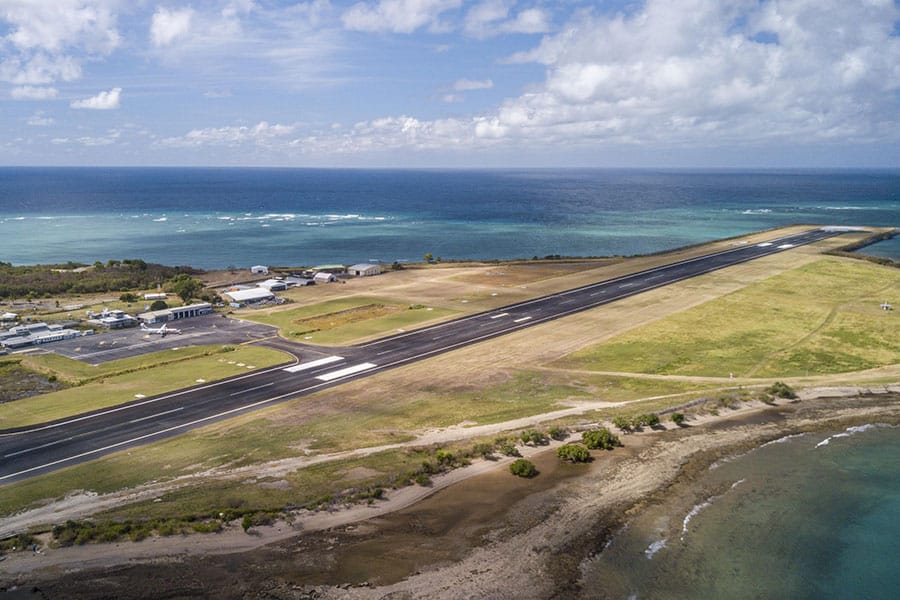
top-left (490, 312), bottom-right (509, 319)
top-left (283, 356), bottom-right (343, 373)
top-left (230, 382), bottom-right (274, 396)
top-left (513, 316), bottom-right (532, 323)
top-left (316, 363), bottom-right (377, 381)
top-left (757, 242), bottom-right (773, 247)
top-left (777, 243), bottom-right (794, 249)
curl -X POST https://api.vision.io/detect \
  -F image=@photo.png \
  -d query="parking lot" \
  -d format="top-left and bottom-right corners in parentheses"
top-left (43, 315), bottom-right (279, 365)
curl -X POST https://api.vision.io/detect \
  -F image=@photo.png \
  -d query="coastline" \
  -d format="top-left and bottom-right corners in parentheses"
top-left (2, 388), bottom-right (897, 598)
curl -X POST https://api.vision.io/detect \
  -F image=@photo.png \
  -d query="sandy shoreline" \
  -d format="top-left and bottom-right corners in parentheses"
top-left (1, 388), bottom-right (898, 598)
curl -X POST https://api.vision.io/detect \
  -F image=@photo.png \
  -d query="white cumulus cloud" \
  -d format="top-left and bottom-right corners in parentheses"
top-left (150, 7), bottom-right (194, 47)
top-left (342, 0), bottom-right (462, 33)
top-left (71, 87), bottom-right (121, 109)
top-left (0, 0), bottom-right (120, 86)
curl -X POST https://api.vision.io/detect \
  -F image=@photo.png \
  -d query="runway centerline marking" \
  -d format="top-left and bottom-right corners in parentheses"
top-left (316, 363), bottom-right (377, 382)
top-left (513, 316), bottom-right (532, 323)
top-left (128, 407), bottom-right (183, 425)
top-left (490, 313), bottom-right (509, 319)
top-left (230, 383), bottom-right (274, 396)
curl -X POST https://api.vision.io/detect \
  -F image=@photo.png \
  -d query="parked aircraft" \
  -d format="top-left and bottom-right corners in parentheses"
top-left (140, 323), bottom-right (180, 337)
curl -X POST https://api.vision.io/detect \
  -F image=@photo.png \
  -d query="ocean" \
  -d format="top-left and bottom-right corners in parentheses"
top-left (0, 168), bottom-right (897, 268)
top-left (583, 423), bottom-right (900, 599)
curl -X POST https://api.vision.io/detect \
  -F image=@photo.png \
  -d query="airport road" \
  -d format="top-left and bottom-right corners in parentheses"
top-left (0, 228), bottom-right (844, 484)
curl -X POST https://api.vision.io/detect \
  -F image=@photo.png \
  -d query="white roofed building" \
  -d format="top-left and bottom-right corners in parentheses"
top-left (349, 263), bottom-right (383, 277)
top-left (222, 288), bottom-right (275, 305)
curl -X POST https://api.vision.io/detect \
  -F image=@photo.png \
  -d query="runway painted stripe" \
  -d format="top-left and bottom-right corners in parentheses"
top-left (757, 242), bottom-right (773, 247)
top-left (513, 316), bottom-right (532, 323)
top-left (229, 383), bottom-right (274, 396)
top-left (316, 363), bottom-right (377, 382)
top-left (128, 407), bottom-right (183, 425)
top-left (283, 356), bottom-right (343, 372)
top-left (490, 313), bottom-right (510, 319)
top-left (777, 244), bottom-right (794, 249)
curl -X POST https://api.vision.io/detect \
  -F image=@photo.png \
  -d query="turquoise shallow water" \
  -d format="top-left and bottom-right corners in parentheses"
top-left (0, 168), bottom-right (897, 268)
top-left (583, 424), bottom-right (899, 599)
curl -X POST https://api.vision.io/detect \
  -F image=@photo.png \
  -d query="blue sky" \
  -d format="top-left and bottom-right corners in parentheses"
top-left (2, 0), bottom-right (900, 167)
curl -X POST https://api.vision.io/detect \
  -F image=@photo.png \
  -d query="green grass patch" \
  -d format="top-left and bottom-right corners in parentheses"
top-left (0, 347), bottom-right (290, 429)
top-left (242, 296), bottom-right (458, 344)
top-left (20, 346), bottom-right (221, 384)
top-left (557, 258), bottom-right (900, 378)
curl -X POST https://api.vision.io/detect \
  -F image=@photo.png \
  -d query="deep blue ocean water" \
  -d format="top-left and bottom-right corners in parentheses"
top-left (0, 168), bottom-right (897, 268)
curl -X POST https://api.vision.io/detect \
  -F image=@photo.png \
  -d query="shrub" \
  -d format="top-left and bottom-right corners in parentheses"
top-left (520, 429), bottom-right (548, 446)
top-left (548, 426), bottom-right (567, 440)
top-left (581, 428), bottom-right (622, 450)
top-left (435, 449), bottom-right (455, 465)
top-left (499, 442), bottom-right (520, 457)
top-left (414, 473), bottom-right (432, 486)
top-left (472, 442), bottom-right (495, 459)
top-left (766, 381), bottom-right (798, 399)
top-left (119, 292), bottom-right (138, 303)
top-left (149, 300), bottom-right (168, 311)
top-left (632, 413), bottom-right (660, 429)
top-left (241, 514), bottom-right (254, 533)
top-left (671, 412), bottom-right (686, 426)
top-left (509, 459), bottom-right (538, 478)
top-left (612, 415), bottom-right (632, 432)
top-left (557, 444), bottom-right (591, 463)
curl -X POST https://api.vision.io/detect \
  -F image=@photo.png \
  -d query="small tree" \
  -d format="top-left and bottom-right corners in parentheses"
top-left (149, 300), bottom-right (168, 311)
top-left (557, 444), bottom-right (591, 463)
top-left (509, 459), bottom-right (538, 478)
top-left (582, 428), bottom-right (622, 450)
top-left (119, 292), bottom-right (138, 303)
top-left (671, 412), bottom-right (686, 426)
top-left (167, 273), bottom-right (203, 304)
top-left (423, 253), bottom-right (434, 263)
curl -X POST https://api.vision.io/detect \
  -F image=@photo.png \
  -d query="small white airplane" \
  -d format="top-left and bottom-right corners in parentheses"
top-left (140, 323), bottom-right (181, 337)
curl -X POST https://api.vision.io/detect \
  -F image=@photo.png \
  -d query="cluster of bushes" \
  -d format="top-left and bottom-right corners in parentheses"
top-left (612, 412), bottom-right (661, 432)
top-left (0, 260), bottom-right (200, 299)
top-left (51, 517), bottom-right (224, 546)
top-left (582, 427), bottom-right (622, 450)
top-left (0, 532), bottom-right (37, 556)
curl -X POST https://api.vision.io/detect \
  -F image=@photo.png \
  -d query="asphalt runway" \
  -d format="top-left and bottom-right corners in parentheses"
top-left (0, 228), bottom-right (844, 485)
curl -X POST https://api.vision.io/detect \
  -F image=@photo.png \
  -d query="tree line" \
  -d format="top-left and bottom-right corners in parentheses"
top-left (0, 259), bottom-right (200, 300)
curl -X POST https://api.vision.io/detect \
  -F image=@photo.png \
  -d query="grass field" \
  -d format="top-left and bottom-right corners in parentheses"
top-left (20, 346), bottom-right (222, 384)
top-left (0, 346), bottom-right (290, 429)
top-left (241, 296), bottom-right (458, 345)
top-left (556, 258), bottom-right (900, 378)
top-left (0, 367), bottom-right (713, 519)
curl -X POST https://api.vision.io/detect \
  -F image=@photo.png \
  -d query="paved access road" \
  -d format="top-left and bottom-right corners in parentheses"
top-left (0, 228), bottom-right (842, 484)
